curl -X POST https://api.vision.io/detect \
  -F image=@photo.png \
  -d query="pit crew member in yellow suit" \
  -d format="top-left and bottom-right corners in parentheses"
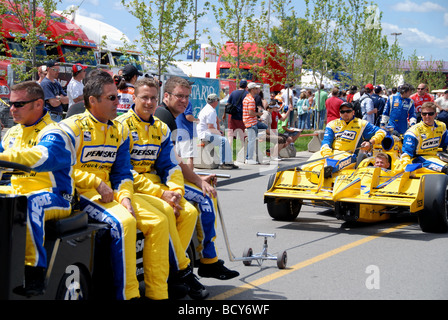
top-left (395, 102), bottom-right (448, 174)
top-left (0, 81), bottom-right (75, 296)
top-left (59, 72), bottom-right (170, 300)
top-left (303, 101), bottom-right (386, 176)
top-left (116, 77), bottom-right (208, 300)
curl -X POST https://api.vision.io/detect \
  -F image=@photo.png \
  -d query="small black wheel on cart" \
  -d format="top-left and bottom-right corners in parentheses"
top-left (242, 247), bottom-right (253, 266)
top-left (277, 251), bottom-right (287, 269)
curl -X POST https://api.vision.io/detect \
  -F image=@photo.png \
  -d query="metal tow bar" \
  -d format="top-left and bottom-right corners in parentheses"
top-left (198, 172), bottom-right (288, 269)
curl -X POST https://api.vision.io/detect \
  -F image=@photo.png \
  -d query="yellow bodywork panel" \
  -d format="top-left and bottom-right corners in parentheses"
top-left (264, 165), bottom-right (429, 223)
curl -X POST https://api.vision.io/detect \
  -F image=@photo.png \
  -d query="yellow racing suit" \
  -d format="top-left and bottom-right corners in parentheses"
top-left (0, 112), bottom-right (75, 268)
top-left (397, 120), bottom-right (448, 174)
top-left (303, 116), bottom-right (386, 173)
top-left (60, 110), bottom-right (170, 300)
top-left (116, 108), bottom-right (198, 272)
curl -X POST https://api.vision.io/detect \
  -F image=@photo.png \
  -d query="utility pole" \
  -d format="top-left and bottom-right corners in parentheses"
top-left (391, 32), bottom-right (402, 43)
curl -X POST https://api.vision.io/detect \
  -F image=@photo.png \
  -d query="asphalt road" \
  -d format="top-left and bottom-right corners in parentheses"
top-left (193, 152), bottom-right (448, 302)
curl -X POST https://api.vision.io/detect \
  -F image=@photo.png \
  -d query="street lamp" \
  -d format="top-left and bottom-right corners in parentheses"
top-left (391, 32), bottom-right (402, 43)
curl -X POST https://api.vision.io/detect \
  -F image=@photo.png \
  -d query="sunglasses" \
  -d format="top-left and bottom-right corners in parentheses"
top-left (9, 98), bottom-right (39, 108)
top-left (102, 95), bottom-right (120, 101)
top-left (340, 109), bottom-right (353, 114)
top-left (421, 112), bottom-right (435, 116)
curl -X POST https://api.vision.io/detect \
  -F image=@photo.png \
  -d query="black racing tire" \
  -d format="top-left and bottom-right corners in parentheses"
top-left (267, 198), bottom-right (301, 221)
top-left (266, 173), bottom-right (302, 221)
top-left (418, 174), bottom-right (448, 233)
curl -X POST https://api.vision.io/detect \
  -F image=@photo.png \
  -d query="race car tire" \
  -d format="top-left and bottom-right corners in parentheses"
top-left (266, 173), bottom-right (302, 221)
top-left (267, 199), bottom-right (301, 221)
top-left (418, 174), bottom-right (448, 233)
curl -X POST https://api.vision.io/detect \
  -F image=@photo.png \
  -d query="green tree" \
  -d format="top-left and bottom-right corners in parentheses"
top-left (209, 0), bottom-right (260, 82)
top-left (268, 1), bottom-right (302, 89)
top-left (0, 0), bottom-right (74, 81)
top-left (122, 0), bottom-right (209, 83)
top-left (301, 0), bottom-right (343, 89)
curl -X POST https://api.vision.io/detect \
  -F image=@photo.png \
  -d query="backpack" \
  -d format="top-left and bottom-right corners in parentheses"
top-left (352, 99), bottom-right (363, 119)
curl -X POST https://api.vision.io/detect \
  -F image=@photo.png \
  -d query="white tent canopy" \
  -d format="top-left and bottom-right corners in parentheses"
top-left (299, 69), bottom-right (339, 90)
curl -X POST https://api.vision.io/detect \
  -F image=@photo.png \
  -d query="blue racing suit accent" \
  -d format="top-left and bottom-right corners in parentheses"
top-left (398, 120), bottom-right (448, 173)
top-left (0, 113), bottom-right (75, 268)
top-left (381, 93), bottom-right (416, 134)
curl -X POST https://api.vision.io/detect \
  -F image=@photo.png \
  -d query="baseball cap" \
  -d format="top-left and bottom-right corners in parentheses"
top-left (340, 102), bottom-right (354, 109)
top-left (365, 83), bottom-right (374, 91)
top-left (46, 60), bottom-right (59, 68)
top-left (72, 63), bottom-right (87, 74)
top-left (247, 82), bottom-right (260, 90)
top-left (207, 93), bottom-right (219, 103)
top-left (122, 64), bottom-right (143, 78)
top-left (239, 80), bottom-right (248, 88)
top-left (374, 85), bottom-right (382, 94)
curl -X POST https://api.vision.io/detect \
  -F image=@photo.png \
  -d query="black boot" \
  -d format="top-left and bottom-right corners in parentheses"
top-left (14, 266), bottom-right (46, 297)
top-left (178, 267), bottom-right (209, 300)
top-left (198, 259), bottom-right (239, 280)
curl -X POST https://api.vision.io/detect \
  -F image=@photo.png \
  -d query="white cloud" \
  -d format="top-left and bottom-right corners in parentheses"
top-left (74, 7), bottom-right (104, 21)
top-left (382, 22), bottom-right (448, 48)
top-left (391, 0), bottom-right (446, 13)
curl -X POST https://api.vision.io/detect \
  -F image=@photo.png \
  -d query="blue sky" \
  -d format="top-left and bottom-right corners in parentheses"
top-left (56, 0), bottom-right (448, 62)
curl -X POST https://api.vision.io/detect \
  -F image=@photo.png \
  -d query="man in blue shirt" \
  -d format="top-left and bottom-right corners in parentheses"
top-left (175, 101), bottom-right (197, 170)
top-left (224, 80), bottom-right (248, 154)
top-left (39, 60), bottom-right (68, 122)
top-left (381, 83), bottom-right (416, 135)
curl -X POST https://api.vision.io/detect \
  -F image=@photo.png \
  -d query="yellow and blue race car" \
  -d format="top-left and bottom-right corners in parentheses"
top-left (264, 133), bottom-right (448, 233)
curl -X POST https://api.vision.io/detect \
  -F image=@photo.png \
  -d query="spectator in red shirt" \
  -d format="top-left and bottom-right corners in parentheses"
top-left (346, 85), bottom-right (357, 103)
top-left (326, 87), bottom-right (343, 123)
top-left (410, 83), bottom-right (434, 122)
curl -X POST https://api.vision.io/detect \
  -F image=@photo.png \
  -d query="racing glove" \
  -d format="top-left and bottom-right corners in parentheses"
top-left (320, 146), bottom-right (332, 158)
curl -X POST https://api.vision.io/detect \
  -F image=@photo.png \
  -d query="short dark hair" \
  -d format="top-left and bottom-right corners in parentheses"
top-left (83, 73), bottom-right (115, 109)
top-left (11, 81), bottom-right (44, 101)
top-left (164, 76), bottom-right (191, 95)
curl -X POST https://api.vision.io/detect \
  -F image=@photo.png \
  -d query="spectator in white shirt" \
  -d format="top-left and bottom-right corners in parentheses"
top-left (67, 63), bottom-right (87, 110)
top-left (197, 94), bottom-right (238, 169)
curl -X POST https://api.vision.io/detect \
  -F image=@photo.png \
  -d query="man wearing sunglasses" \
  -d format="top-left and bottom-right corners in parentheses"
top-left (59, 72), bottom-right (172, 300)
top-left (303, 102), bottom-right (386, 177)
top-left (0, 81), bottom-right (75, 296)
top-left (39, 60), bottom-right (68, 122)
top-left (410, 83), bottom-right (434, 123)
top-left (397, 102), bottom-right (448, 174)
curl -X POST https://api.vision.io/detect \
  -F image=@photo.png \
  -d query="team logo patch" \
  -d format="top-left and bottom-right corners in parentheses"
top-left (130, 144), bottom-right (160, 161)
top-left (83, 131), bottom-right (92, 142)
top-left (336, 130), bottom-right (356, 141)
top-left (80, 145), bottom-right (118, 163)
top-left (421, 137), bottom-right (440, 149)
top-left (8, 137), bottom-right (15, 148)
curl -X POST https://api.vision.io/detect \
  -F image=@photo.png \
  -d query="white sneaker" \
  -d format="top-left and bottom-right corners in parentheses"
top-left (270, 157), bottom-right (282, 161)
top-left (245, 159), bottom-right (258, 165)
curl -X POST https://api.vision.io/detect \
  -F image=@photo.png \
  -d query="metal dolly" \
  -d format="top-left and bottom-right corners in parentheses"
top-left (198, 172), bottom-right (288, 269)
